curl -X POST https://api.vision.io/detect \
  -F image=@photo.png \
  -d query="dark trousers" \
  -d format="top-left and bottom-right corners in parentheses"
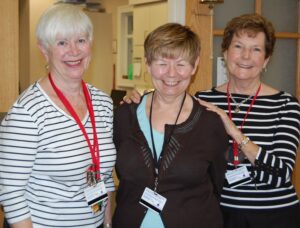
top-left (222, 204), bottom-right (300, 228)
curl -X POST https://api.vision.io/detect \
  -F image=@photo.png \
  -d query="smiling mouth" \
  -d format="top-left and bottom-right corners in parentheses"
top-left (65, 60), bottom-right (81, 66)
top-left (237, 63), bottom-right (252, 69)
top-left (163, 81), bottom-right (180, 86)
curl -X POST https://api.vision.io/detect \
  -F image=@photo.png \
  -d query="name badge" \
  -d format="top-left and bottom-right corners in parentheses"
top-left (139, 187), bottom-right (166, 214)
top-left (84, 181), bottom-right (108, 214)
top-left (225, 166), bottom-right (251, 188)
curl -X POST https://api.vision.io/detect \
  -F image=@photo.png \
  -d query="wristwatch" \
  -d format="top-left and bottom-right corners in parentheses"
top-left (238, 136), bottom-right (250, 149)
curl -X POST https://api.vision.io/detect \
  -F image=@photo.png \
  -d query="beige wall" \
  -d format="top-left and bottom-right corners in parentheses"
top-left (0, 0), bottom-right (19, 112)
top-left (0, 0), bottom-right (19, 225)
top-left (28, 0), bottom-right (56, 84)
top-left (84, 11), bottom-right (113, 94)
top-left (102, 0), bottom-right (129, 87)
top-left (103, 0), bottom-right (129, 41)
top-left (19, 0), bottom-right (57, 92)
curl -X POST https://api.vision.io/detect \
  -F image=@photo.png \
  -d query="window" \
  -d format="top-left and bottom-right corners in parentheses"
top-left (116, 5), bottom-right (134, 88)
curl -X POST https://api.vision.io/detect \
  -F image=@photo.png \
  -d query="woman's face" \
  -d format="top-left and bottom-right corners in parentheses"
top-left (41, 33), bottom-right (91, 81)
top-left (223, 31), bottom-right (269, 82)
top-left (147, 56), bottom-right (198, 99)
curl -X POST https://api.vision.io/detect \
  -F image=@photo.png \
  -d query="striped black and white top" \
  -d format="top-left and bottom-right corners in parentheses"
top-left (195, 88), bottom-right (300, 211)
top-left (0, 82), bottom-right (116, 227)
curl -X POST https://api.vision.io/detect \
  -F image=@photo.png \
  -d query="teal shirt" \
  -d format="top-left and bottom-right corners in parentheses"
top-left (137, 95), bottom-right (165, 228)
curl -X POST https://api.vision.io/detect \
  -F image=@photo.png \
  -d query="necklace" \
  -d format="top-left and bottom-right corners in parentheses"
top-left (226, 83), bottom-right (262, 166)
top-left (229, 93), bottom-right (253, 113)
top-left (229, 83), bottom-right (262, 113)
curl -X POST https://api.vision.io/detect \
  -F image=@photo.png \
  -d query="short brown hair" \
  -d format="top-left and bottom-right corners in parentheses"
top-left (144, 23), bottom-right (201, 66)
top-left (221, 14), bottom-right (276, 59)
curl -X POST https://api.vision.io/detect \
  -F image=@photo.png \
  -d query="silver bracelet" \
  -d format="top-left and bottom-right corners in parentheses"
top-left (104, 223), bottom-right (112, 228)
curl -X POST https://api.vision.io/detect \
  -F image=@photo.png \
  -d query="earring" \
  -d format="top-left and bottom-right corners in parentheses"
top-left (263, 67), bottom-right (267, 73)
top-left (45, 64), bottom-right (49, 70)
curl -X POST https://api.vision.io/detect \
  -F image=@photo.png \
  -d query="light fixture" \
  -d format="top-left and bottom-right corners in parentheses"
top-left (55, 0), bottom-right (86, 4)
top-left (55, 0), bottom-right (105, 12)
top-left (199, 0), bottom-right (224, 9)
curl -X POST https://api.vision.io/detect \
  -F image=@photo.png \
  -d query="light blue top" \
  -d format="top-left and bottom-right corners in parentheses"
top-left (137, 95), bottom-right (165, 228)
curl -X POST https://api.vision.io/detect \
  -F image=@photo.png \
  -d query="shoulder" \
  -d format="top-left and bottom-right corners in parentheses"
top-left (190, 98), bottom-right (228, 141)
top-left (194, 88), bottom-right (214, 97)
top-left (279, 92), bottom-right (300, 113)
top-left (262, 91), bottom-right (300, 109)
top-left (280, 91), bottom-right (299, 103)
top-left (16, 82), bottom-right (42, 105)
top-left (87, 84), bottom-right (112, 102)
top-left (114, 102), bottom-right (138, 121)
top-left (191, 97), bottom-right (223, 126)
top-left (115, 93), bottom-right (147, 116)
top-left (194, 88), bottom-right (227, 109)
top-left (86, 84), bottom-right (114, 112)
top-left (194, 87), bottom-right (225, 99)
top-left (2, 83), bottom-right (42, 127)
top-left (255, 92), bottom-right (300, 124)
top-left (9, 82), bottom-right (46, 117)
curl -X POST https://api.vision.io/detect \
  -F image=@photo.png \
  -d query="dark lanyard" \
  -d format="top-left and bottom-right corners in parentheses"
top-left (149, 91), bottom-right (186, 191)
top-left (48, 73), bottom-right (100, 179)
top-left (226, 82), bottom-right (261, 166)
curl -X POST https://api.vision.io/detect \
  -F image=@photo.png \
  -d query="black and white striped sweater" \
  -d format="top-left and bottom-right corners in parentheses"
top-left (0, 82), bottom-right (116, 227)
top-left (195, 88), bottom-right (300, 211)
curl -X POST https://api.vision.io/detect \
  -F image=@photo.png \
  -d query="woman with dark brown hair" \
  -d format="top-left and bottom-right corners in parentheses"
top-left (197, 13), bottom-right (300, 228)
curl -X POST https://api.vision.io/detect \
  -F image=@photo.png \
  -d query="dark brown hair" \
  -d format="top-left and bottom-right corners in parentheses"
top-left (222, 14), bottom-right (276, 59)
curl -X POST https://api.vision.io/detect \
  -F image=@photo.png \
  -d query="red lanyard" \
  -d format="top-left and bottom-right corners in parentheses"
top-left (48, 73), bottom-right (100, 179)
top-left (226, 82), bottom-right (261, 166)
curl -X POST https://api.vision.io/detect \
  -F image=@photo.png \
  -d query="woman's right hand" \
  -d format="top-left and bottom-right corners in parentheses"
top-left (122, 89), bottom-right (142, 104)
top-left (197, 98), bottom-right (239, 138)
